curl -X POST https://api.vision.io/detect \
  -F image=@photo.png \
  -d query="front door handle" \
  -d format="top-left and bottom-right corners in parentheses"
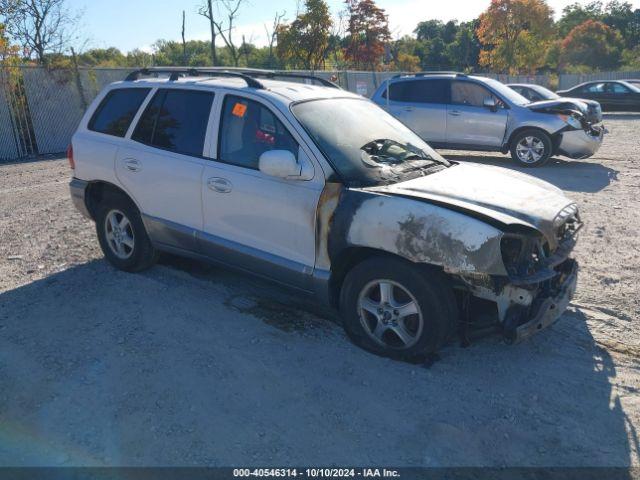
top-left (123, 159), bottom-right (142, 172)
top-left (207, 177), bottom-right (232, 193)
top-left (403, 106), bottom-right (414, 112)
top-left (448, 110), bottom-right (462, 117)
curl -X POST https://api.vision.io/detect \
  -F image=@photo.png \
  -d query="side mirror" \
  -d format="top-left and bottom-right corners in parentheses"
top-left (259, 150), bottom-right (301, 179)
top-left (483, 97), bottom-right (498, 111)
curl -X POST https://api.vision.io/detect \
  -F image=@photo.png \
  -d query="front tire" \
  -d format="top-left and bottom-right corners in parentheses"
top-left (510, 129), bottom-right (552, 167)
top-left (95, 193), bottom-right (157, 272)
top-left (339, 256), bottom-right (457, 360)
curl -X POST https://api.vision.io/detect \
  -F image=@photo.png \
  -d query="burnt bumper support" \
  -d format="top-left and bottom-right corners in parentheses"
top-left (506, 259), bottom-right (578, 342)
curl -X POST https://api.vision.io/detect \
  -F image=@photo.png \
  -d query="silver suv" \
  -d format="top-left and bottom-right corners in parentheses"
top-left (372, 73), bottom-right (604, 167)
top-left (69, 68), bottom-right (581, 360)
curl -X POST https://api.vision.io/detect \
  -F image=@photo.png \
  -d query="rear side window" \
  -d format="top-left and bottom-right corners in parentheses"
top-left (384, 79), bottom-right (450, 104)
top-left (218, 95), bottom-right (298, 170)
top-left (132, 89), bottom-right (214, 157)
top-left (88, 88), bottom-right (150, 137)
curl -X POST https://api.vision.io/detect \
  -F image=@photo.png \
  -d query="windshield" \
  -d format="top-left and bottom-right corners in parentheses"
top-left (291, 98), bottom-right (449, 187)
top-left (482, 78), bottom-right (530, 106)
top-left (622, 81), bottom-right (640, 93)
top-left (531, 85), bottom-right (560, 100)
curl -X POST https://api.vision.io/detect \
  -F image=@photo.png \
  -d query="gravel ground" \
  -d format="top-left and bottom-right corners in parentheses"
top-left (0, 114), bottom-right (639, 468)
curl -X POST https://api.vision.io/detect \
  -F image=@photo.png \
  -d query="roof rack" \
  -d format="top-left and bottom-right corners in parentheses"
top-left (125, 67), bottom-right (265, 89)
top-left (391, 71), bottom-right (468, 79)
top-left (221, 68), bottom-right (341, 89)
top-left (124, 67), bottom-right (341, 90)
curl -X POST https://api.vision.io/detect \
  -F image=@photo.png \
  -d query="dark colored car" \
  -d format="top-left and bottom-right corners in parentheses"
top-left (508, 83), bottom-right (603, 124)
top-left (556, 81), bottom-right (640, 112)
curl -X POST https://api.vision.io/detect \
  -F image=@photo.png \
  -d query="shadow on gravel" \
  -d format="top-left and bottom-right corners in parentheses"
top-left (443, 154), bottom-right (618, 193)
top-left (0, 261), bottom-right (636, 469)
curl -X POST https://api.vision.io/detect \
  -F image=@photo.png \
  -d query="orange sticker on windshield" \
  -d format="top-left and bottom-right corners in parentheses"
top-left (232, 102), bottom-right (247, 118)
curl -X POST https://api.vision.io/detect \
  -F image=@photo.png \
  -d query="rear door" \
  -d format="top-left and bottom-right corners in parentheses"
top-left (115, 87), bottom-right (216, 250)
top-left (380, 79), bottom-right (449, 144)
top-left (446, 80), bottom-right (509, 148)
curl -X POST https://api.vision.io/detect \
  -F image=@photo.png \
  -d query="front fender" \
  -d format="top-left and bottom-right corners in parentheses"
top-left (325, 189), bottom-right (507, 276)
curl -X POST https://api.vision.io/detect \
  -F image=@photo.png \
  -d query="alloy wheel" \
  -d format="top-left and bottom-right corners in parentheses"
top-left (516, 136), bottom-right (546, 164)
top-left (104, 209), bottom-right (135, 260)
top-left (357, 279), bottom-right (424, 349)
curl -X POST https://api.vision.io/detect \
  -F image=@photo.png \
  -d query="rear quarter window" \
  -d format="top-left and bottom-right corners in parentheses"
top-left (88, 88), bottom-right (151, 137)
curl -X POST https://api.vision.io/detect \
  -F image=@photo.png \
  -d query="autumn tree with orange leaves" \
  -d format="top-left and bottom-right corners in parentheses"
top-left (477, 0), bottom-right (555, 74)
top-left (344, 0), bottom-right (390, 70)
top-left (560, 19), bottom-right (624, 71)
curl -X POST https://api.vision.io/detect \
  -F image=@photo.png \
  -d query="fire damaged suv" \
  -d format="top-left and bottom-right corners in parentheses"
top-left (69, 68), bottom-right (581, 359)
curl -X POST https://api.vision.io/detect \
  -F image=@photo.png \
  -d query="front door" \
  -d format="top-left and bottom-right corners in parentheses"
top-left (446, 80), bottom-right (509, 148)
top-left (200, 94), bottom-right (323, 289)
top-left (115, 87), bottom-right (216, 250)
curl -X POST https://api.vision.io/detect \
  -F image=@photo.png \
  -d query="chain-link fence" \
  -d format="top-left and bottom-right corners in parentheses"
top-left (1, 66), bottom-right (638, 162)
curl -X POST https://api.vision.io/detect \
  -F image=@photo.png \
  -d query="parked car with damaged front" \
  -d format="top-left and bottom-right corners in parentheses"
top-left (69, 68), bottom-right (581, 360)
top-left (372, 73), bottom-right (605, 167)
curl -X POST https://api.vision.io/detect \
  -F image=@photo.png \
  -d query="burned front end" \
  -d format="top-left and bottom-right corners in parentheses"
top-left (458, 204), bottom-right (582, 342)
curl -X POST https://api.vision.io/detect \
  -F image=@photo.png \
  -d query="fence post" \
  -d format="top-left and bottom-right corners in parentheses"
top-left (71, 48), bottom-right (88, 112)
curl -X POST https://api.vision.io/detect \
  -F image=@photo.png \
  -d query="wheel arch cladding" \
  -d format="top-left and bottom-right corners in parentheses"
top-left (85, 181), bottom-right (139, 219)
top-left (320, 186), bottom-right (508, 282)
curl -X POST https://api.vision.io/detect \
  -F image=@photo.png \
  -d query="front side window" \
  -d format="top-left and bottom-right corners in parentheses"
top-left (385, 79), bottom-right (450, 104)
top-left (451, 81), bottom-right (499, 107)
top-left (292, 98), bottom-right (449, 187)
top-left (218, 95), bottom-right (298, 170)
top-left (132, 89), bottom-right (214, 157)
top-left (88, 88), bottom-right (150, 137)
top-left (609, 83), bottom-right (631, 94)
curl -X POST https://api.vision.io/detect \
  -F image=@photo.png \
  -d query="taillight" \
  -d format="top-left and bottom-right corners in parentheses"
top-left (67, 144), bottom-right (75, 169)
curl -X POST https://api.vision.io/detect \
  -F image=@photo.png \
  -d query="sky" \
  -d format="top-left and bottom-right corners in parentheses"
top-left (68, 0), bottom-right (640, 53)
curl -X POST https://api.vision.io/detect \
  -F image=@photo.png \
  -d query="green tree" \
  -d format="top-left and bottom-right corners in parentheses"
top-left (477, 0), bottom-right (555, 74)
top-left (344, 0), bottom-right (391, 70)
top-left (557, 1), bottom-right (603, 37)
top-left (560, 19), bottom-right (624, 70)
top-left (276, 0), bottom-right (332, 70)
top-left (446, 21), bottom-right (481, 70)
top-left (79, 48), bottom-right (126, 67)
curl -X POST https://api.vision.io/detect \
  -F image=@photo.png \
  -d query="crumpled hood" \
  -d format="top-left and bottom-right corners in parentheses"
top-left (527, 98), bottom-right (602, 123)
top-left (369, 162), bottom-right (575, 247)
top-left (527, 98), bottom-right (588, 116)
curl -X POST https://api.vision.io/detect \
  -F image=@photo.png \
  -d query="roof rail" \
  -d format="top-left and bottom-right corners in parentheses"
top-left (125, 67), bottom-right (265, 89)
top-left (391, 71), bottom-right (468, 79)
top-left (177, 67), bottom-right (341, 89)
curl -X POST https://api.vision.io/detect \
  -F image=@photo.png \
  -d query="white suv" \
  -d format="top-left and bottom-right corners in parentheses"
top-left (69, 68), bottom-right (581, 360)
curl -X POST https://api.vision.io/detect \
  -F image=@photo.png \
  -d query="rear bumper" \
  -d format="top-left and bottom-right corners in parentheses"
top-left (557, 126), bottom-right (604, 159)
top-left (69, 178), bottom-right (91, 219)
top-left (509, 259), bottom-right (578, 343)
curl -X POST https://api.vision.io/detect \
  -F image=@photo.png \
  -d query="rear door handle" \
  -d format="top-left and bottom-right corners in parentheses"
top-left (123, 159), bottom-right (142, 172)
top-left (403, 106), bottom-right (414, 112)
top-left (448, 110), bottom-right (462, 117)
top-left (207, 177), bottom-right (232, 193)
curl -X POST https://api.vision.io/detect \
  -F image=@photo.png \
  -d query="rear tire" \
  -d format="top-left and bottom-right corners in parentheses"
top-left (95, 193), bottom-right (158, 272)
top-left (339, 256), bottom-right (458, 360)
top-left (510, 129), bottom-right (552, 167)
